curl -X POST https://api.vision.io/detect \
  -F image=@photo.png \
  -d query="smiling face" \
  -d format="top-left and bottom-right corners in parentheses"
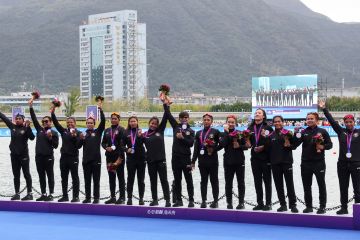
top-left (254, 109), bottom-right (265, 123)
top-left (42, 117), bottom-right (52, 128)
top-left (66, 118), bottom-right (76, 129)
top-left (86, 118), bottom-right (95, 130)
top-left (306, 113), bottom-right (318, 128)
top-left (344, 118), bottom-right (355, 130)
top-left (128, 117), bottom-right (138, 129)
top-left (203, 116), bottom-right (213, 128)
top-left (273, 116), bottom-right (283, 130)
top-left (226, 117), bottom-right (236, 130)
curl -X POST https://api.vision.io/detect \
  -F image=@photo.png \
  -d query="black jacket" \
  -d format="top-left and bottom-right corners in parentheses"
top-left (51, 112), bottom-right (83, 157)
top-left (30, 107), bottom-right (59, 156)
top-left (191, 127), bottom-right (221, 166)
top-left (164, 104), bottom-right (194, 157)
top-left (219, 129), bottom-right (248, 165)
top-left (143, 108), bottom-right (167, 163)
top-left (293, 125), bottom-right (333, 163)
top-left (323, 108), bottom-right (360, 162)
top-left (101, 125), bottom-right (125, 162)
top-left (248, 123), bottom-right (273, 162)
top-left (0, 111), bottom-right (35, 156)
top-left (81, 109), bottom-right (105, 164)
top-left (122, 128), bottom-right (146, 163)
top-left (265, 128), bottom-right (296, 165)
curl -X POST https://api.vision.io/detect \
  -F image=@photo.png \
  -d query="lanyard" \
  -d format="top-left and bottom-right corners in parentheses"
top-left (130, 128), bottom-right (137, 149)
top-left (346, 130), bottom-right (354, 154)
top-left (254, 124), bottom-right (263, 146)
top-left (200, 127), bottom-right (211, 148)
top-left (110, 127), bottom-right (118, 145)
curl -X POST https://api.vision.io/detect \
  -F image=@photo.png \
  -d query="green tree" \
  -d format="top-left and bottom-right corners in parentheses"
top-left (64, 87), bottom-right (80, 117)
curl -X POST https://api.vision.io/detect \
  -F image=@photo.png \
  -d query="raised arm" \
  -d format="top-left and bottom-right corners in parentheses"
top-left (158, 104), bottom-right (168, 133)
top-left (0, 111), bottom-right (14, 129)
top-left (163, 104), bottom-right (177, 128)
top-left (319, 99), bottom-right (342, 135)
top-left (29, 107), bottom-right (42, 132)
top-left (51, 111), bottom-right (65, 134)
top-left (97, 108), bottom-right (105, 135)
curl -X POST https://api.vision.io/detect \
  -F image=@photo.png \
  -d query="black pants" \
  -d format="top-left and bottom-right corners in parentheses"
top-left (199, 164), bottom-right (219, 202)
top-left (251, 160), bottom-right (272, 206)
top-left (224, 164), bottom-right (245, 204)
top-left (83, 161), bottom-right (101, 199)
top-left (60, 155), bottom-right (79, 198)
top-left (148, 161), bottom-right (170, 201)
top-left (301, 161), bottom-right (326, 208)
top-left (11, 154), bottom-right (32, 193)
top-left (337, 161), bottom-right (360, 208)
top-left (35, 155), bottom-right (54, 194)
top-left (272, 163), bottom-right (296, 207)
top-left (107, 159), bottom-right (125, 199)
top-left (172, 155), bottom-right (194, 202)
top-left (127, 161), bottom-right (146, 199)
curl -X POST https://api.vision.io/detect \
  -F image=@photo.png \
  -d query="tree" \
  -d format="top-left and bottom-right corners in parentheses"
top-left (64, 87), bottom-right (80, 117)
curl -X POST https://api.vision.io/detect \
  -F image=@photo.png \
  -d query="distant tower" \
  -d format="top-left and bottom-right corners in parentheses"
top-left (79, 10), bottom-right (147, 102)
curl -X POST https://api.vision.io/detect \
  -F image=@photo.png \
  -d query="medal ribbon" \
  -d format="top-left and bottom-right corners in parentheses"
top-left (130, 128), bottom-right (137, 149)
top-left (110, 126), bottom-right (118, 145)
top-left (200, 127), bottom-right (212, 149)
top-left (346, 130), bottom-right (354, 154)
top-left (254, 124), bottom-right (263, 146)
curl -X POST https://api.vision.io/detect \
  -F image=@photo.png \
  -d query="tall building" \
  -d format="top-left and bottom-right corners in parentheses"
top-left (79, 10), bottom-right (147, 102)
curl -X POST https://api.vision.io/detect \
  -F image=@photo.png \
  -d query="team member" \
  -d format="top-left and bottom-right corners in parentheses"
top-left (143, 102), bottom-right (171, 207)
top-left (29, 99), bottom-right (59, 201)
top-left (164, 104), bottom-right (195, 207)
top-left (293, 112), bottom-right (333, 214)
top-left (265, 115), bottom-right (298, 213)
top-left (220, 115), bottom-right (247, 209)
top-left (0, 111), bottom-right (35, 200)
top-left (101, 112), bottom-right (126, 204)
top-left (191, 113), bottom-right (221, 208)
top-left (80, 100), bottom-right (105, 204)
top-left (248, 108), bottom-right (273, 211)
top-left (319, 100), bottom-right (360, 214)
top-left (51, 106), bottom-right (83, 202)
top-left (122, 116), bottom-right (146, 205)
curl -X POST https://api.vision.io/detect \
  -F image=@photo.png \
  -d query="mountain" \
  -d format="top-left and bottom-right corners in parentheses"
top-left (0, 0), bottom-right (359, 97)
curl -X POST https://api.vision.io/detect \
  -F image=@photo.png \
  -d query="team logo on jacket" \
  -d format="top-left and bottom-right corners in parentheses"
top-left (186, 131), bottom-right (190, 135)
top-left (155, 133), bottom-right (160, 136)
top-left (20, 130), bottom-right (25, 134)
top-left (209, 134), bottom-right (214, 139)
top-left (354, 133), bottom-right (359, 138)
top-left (91, 133), bottom-right (96, 137)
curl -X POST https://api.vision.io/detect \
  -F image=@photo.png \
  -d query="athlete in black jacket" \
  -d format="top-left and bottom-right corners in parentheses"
top-left (29, 99), bottom-right (59, 201)
top-left (122, 116), bottom-right (146, 205)
top-left (80, 102), bottom-right (105, 204)
top-left (265, 115), bottom-right (298, 213)
top-left (293, 112), bottom-right (333, 214)
top-left (192, 113), bottom-right (222, 208)
top-left (220, 115), bottom-right (248, 210)
top-left (248, 108), bottom-right (273, 211)
top-left (51, 107), bottom-right (83, 202)
top-left (101, 112), bottom-right (126, 204)
top-left (164, 104), bottom-right (195, 207)
top-left (143, 104), bottom-right (171, 207)
top-left (319, 100), bottom-right (360, 214)
top-left (0, 111), bottom-right (35, 200)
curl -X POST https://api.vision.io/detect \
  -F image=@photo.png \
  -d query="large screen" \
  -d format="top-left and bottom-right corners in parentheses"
top-left (252, 74), bottom-right (318, 119)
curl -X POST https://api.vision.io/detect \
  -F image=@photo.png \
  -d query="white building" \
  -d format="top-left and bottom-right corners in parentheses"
top-left (79, 10), bottom-right (147, 102)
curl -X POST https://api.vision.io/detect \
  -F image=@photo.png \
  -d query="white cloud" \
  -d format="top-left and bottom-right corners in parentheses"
top-left (300, 0), bottom-right (360, 22)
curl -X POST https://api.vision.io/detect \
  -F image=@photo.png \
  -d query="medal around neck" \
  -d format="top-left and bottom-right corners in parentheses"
top-left (200, 149), bottom-right (205, 155)
top-left (182, 124), bottom-right (187, 130)
top-left (296, 132), bottom-right (302, 138)
top-left (346, 152), bottom-right (352, 158)
top-left (111, 145), bottom-right (116, 150)
top-left (264, 130), bottom-right (269, 136)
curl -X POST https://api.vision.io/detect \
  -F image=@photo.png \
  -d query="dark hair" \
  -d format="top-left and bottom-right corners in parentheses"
top-left (250, 108), bottom-right (267, 127)
top-left (42, 116), bottom-right (52, 122)
top-left (86, 117), bottom-right (95, 124)
top-left (149, 116), bottom-right (159, 125)
top-left (306, 112), bottom-right (319, 121)
top-left (111, 113), bottom-right (120, 120)
top-left (179, 111), bottom-right (189, 119)
top-left (272, 115), bottom-right (284, 123)
top-left (127, 116), bottom-right (139, 130)
top-left (67, 117), bottom-right (76, 123)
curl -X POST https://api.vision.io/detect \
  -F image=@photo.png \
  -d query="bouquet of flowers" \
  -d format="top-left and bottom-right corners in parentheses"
top-left (280, 129), bottom-right (293, 138)
top-left (229, 130), bottom-right (241, 140)
top-left (312, 133), bottom-right (324, 153)
top-left (205, 138), bottom-right (215, 156)
top-left (52, 98), bottom-right (61, 108)
top-left (31, 90), bottom-right (40, 100)
top-left (159, 84), bottom-right (170, 96)
top-left (240, 129), bottom-right (252, 141)
top-left (95, 95), bottom-right (104, 102)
